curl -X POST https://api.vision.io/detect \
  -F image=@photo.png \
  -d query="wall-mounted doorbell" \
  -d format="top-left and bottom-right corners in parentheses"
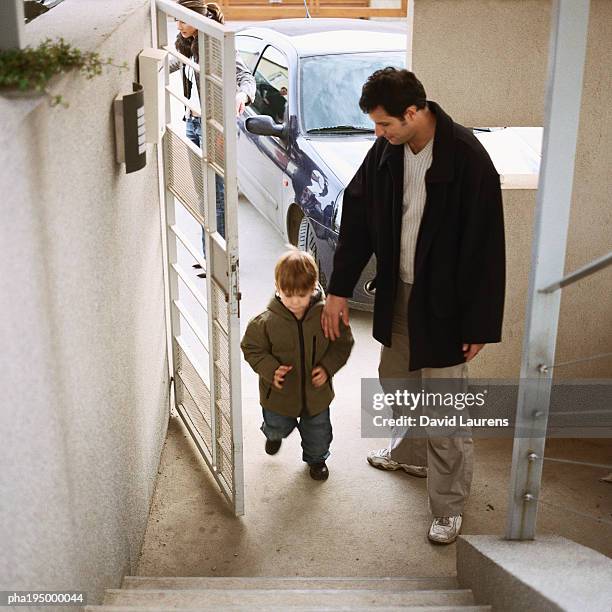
top-left (113, 82), bottom-right (146, 174)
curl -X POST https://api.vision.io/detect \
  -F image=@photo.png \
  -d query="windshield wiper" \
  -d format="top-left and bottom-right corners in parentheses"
top-left (307, 125), bottom-right (375, 134)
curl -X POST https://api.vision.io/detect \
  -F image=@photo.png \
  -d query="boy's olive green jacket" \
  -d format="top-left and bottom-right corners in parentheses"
top-left (241, 290), bottom-right (354, 417)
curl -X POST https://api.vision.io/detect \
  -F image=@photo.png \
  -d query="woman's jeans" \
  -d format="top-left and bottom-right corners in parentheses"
top-left (185, 116), bottom-right (225, 255)
top-left (261, 408), bottom-right (332, 465)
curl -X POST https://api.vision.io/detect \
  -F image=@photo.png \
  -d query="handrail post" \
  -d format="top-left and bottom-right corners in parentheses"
top-left (505, 0), bottom-right (591, 540)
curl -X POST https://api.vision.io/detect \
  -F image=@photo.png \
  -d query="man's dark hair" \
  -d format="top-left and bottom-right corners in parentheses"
top-left (359, 68), bottom-right (427, 118)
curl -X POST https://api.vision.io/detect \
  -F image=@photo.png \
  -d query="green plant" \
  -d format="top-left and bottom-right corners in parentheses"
top-left (0, 38), bottom-right (127, 106)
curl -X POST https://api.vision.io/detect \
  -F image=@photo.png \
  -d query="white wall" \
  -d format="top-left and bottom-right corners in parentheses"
top-left (0, 0), bottom-right (169, 604)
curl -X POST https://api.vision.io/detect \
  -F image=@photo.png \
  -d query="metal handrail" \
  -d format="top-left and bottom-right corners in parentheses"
top-left (540, 250), bottom-right (612, 293)
top-left (505, 0), bottom-right (593, 542)
top-left (548, 351), bottom-right (612, 371)
top-left (163, 45), bottom-right (201, 72)
top-left (537, 496), bottom-right (612, 527)
top-left (543, 457), bottom-right (612, 470)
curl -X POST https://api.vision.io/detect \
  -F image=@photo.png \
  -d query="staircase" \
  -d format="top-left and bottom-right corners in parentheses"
top-left (85, 576), bottom-right (491, 611)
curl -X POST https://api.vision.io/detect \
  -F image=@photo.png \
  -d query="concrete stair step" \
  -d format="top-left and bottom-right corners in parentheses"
top-left (122, 576), bottom-right (460, 591)
top-left (87, 606), bottom-right (492, 612)
top-left (103, 588), bottom-right (475, 607)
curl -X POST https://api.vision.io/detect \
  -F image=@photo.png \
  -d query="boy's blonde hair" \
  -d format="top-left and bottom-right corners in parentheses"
top-left (275, 248), bottom-right (318, 296)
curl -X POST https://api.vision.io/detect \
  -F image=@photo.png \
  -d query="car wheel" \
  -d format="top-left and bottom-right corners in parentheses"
top-left (297, 216), bottom-right (327, 289)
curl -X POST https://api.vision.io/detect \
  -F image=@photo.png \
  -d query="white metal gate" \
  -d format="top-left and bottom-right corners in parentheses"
top-left (153, 0), bottom-right (244, 515)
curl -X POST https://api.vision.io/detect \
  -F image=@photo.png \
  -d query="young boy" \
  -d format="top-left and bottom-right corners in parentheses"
top-left (241, 249), bottom-right (354, 481)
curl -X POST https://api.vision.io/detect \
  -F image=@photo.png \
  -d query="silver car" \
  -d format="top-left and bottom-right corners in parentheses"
top-left (236, 19), bottom-right (407, 309)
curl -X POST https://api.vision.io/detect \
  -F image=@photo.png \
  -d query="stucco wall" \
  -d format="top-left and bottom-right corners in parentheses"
top-left (412, 0), bottom-right (611, 379)
top-left (412, 0), bottom-right (551, 127)
top-left (556, 0), bottom-right (612, 379)
top-left (469, 190), bottom-right (537, 379)
top-left (0, 0), bottom-right (169, 604)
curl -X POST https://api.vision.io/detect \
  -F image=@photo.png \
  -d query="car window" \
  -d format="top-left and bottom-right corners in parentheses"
top-left (251, 46), bottom-right (289, 125)
top-left (235, 35), bottom-right (263, 72)
top-left (300, 52), bottom-right (405, 133)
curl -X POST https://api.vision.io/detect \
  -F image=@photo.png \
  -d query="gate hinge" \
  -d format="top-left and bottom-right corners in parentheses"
top-left (168, 376), bottom-right (176, 417)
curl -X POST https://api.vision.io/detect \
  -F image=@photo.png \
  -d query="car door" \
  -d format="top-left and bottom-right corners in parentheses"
top-left (238, 44), bottom-right (290, 231)
top-left (236, 35), bottom-right (264, 200)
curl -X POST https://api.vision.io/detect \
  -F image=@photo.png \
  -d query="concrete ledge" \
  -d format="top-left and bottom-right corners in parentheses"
top-left (24, 0), bottom-right (150, 50)
top-left (457, 535), bottom-right (612, 612)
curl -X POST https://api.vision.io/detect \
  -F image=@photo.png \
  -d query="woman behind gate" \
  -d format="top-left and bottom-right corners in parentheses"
top-left (171, 0), bottom-right (256, 270)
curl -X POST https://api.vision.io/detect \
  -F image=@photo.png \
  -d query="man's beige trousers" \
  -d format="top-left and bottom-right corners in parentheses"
top-left (378, 281), bottom-right (474, 517)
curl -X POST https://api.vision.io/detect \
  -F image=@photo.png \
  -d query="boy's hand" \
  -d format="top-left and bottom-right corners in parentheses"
top-left (273, 364), bottom-right (293, 389)
top-left (311, 366), bottom-right (328, 388)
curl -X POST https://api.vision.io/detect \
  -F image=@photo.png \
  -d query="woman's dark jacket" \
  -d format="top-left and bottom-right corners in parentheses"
top-left (327, 101), bottom-right (505, 371)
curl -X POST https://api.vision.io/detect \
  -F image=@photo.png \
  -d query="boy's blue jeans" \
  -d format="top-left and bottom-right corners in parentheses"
top-left (185, 116), bottom-right (225, 254)
top-left (261, 408), bottom-right (332, 465)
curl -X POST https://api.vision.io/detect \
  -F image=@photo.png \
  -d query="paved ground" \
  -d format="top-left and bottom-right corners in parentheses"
top-left (137, 197), bottom-right (612, 578)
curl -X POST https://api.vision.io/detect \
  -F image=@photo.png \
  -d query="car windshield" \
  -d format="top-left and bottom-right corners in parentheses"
top-left (300, 52), bottom-right (406, 134)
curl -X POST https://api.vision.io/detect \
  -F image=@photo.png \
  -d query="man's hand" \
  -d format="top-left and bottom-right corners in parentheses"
top-left (322, 295), bottom-right (349, 341)
top-left (235, 91), bottom-right (248, 116)
top-left (463, 343), bottom-right (485, 362)
top-left (311, 366), bottom-right (328, 388)
top-left (273, 364), bottom-right (293, 389)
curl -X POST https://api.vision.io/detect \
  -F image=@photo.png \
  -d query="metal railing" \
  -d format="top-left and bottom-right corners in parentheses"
top-left (505, 0), bottom-right (612, 540)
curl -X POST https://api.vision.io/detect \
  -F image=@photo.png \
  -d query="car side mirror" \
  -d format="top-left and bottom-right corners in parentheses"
top-left (245, 115), bottom-right (288, 140)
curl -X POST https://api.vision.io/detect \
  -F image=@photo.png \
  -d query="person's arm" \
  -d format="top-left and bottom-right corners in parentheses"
top-left (240, 315), bottom-right (281, 383)
top-left (169, 57), bottom-right (181, 74)
top-left (235, 52), bottom-right (256, 113)
top-left (457, 158), bottom-right (506, 346)
top-left (322, 148), bottom-right (375, 339)
top-left (327, 151), bottom-right (374, 297)
top-left (318, 321), bottom-right (355, 378)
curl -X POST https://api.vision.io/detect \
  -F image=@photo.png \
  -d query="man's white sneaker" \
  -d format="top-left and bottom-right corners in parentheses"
top-left (366, 448), bottom-right (427, 478)
top-left (428, 515), bottom-right (463, 544)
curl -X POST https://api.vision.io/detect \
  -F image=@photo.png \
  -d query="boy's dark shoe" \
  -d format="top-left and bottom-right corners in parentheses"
top-left (265, 439), bottom-right (282, 455)
top-left (309, 461), bottom-right (329, 481)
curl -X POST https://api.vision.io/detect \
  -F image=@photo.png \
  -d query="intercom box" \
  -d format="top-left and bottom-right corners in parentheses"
top-left (139, 48), bottom-right (168, 144)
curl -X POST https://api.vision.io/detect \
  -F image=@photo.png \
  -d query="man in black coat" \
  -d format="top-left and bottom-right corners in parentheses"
top-left (322, 69), bottom-right (505, 544)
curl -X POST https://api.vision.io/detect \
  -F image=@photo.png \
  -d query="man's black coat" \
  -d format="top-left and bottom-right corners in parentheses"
top-left (327, 102), bottom-right (505, 371)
